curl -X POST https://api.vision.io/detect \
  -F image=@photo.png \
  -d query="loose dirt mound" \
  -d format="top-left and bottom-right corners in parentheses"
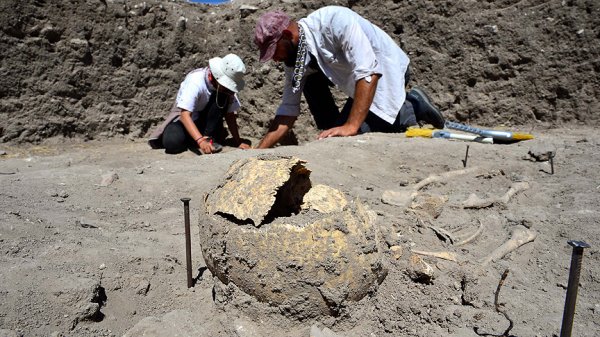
top-left (1, 0), bottom-right (599, 145)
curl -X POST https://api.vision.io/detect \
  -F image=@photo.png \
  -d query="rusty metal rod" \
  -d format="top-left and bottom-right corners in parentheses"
top-left (181, 197), bottom-right (193, 288)
top-left (560, 240), bottom-right (590, 337)
top-left (462, 145), bottom-right (470, 168)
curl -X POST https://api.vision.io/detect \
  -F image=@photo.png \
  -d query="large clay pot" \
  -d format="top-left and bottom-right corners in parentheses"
top-left (199, 155), bottom-right (387, 318)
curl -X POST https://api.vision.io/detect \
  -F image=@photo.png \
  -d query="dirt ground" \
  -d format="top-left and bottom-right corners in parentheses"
top-left (1, 0), bottom-right (600, 336)
top-left (1, 127), bottom-right (599, 337)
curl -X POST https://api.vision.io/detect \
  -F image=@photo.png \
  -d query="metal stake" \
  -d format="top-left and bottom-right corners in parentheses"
top-left (560, 240), bottom-right (590, 337)
top-left (462, 145), bottom-right (470, 168)
top-left (550, 155), bottom-right (555, 175)
top-left (181, 197), bottom-right (193, 288)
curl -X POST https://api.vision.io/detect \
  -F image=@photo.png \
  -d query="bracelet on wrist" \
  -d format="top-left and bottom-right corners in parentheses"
top-left (196, 136), bottom-right (212, 145)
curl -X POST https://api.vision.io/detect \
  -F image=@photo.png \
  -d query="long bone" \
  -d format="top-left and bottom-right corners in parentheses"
top-left (480, 226), bottom-right (537, 267)
top-left (382, 167), bottom-right (481, 207)
top-left (463, 182), bottom-right (530, 209)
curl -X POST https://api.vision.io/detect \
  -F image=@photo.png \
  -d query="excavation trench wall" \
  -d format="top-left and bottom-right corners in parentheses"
top-left (1, 0), bottom-right (598, 144)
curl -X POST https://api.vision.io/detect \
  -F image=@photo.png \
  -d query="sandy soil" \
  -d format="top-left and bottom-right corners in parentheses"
top-left (1, 127), bottom-right (599, 337)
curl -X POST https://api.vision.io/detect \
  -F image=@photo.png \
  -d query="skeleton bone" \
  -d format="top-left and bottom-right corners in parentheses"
top-left (463, 182), bottom-right (530, 209)
top-left (382, 167), bottom-right (480, 207)
top-left (497, 182), bottom-right (530, 204)
top-left (413, 166), bottom-right (481, 191)
top-left (428, 225), bottom-right (456, 244)
top-left (480, 226), bottom-right (537, 266)
top-left (454, 220), bottom-right (484, 247)
top-left (412, 249), bottom-right (458, 262)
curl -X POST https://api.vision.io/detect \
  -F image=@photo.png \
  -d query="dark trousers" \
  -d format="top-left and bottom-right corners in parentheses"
top-left (162, 92), bottom-right (228, 154)
top-left (302, 67), bottom-right (416, 133)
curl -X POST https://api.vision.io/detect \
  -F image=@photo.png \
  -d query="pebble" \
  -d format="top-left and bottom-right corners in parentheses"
top-left (527, 144), bottom-right (556, 161)
top-left (390, 245), bottom-right (403, 260)
top-left (100, 172), bottom-right (119, 187)
top-left (239, 5), bottom-right (258, 18)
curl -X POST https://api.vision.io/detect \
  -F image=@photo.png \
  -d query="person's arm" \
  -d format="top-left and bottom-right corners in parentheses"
top-left (256, 115), bottom-right (297, 149)
top-left (318, 74), bottom-right (380, 139)
top-left (224, 112), bottom-right (250, 149)
top-left (317, 10), bottom-right (383, 139)
top-left (256, 65), bottom-right (302, 149)
top-left (179, 109), bottom-right (214, 154)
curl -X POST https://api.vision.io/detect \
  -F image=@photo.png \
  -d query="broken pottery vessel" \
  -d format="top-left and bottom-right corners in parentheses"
top-left (198, 155), bottom-right (387, 318)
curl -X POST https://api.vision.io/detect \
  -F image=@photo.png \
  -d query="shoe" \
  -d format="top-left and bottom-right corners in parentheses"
top-left (148, 138), bottom-right (163, 149)
top-left (407, 87), bottom-right (445, 129)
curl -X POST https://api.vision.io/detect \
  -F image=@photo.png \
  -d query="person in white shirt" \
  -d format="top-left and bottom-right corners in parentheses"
top-left (253, 6), bottom-right (445, 148)
top-left (148, 54), bottom-right (250, 154)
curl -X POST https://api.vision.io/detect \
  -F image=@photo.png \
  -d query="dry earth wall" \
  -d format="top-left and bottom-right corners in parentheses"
top-left (0, 0), bottom-right (598, 144)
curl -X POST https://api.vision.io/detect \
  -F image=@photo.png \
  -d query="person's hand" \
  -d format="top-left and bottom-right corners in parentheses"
top-left (238, 143), bottom-right (251, 150)
top-left (317, 125), bottom-right (358, 140)
top-left (199, 140), bottom-right (213, 154)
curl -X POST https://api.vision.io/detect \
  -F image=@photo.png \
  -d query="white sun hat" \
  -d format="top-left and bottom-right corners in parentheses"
top-left (208, 54), bottom-right (246, 93)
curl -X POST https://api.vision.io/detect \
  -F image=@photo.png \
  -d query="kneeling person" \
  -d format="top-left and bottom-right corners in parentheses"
top-left (148, 53), bottom-right (249, 154)
top-left (253, 7), bottom-right (445, 148)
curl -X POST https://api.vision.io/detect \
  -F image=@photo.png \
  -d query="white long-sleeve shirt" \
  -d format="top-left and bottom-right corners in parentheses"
top-left (275, 6), bottom-right (410, 125)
